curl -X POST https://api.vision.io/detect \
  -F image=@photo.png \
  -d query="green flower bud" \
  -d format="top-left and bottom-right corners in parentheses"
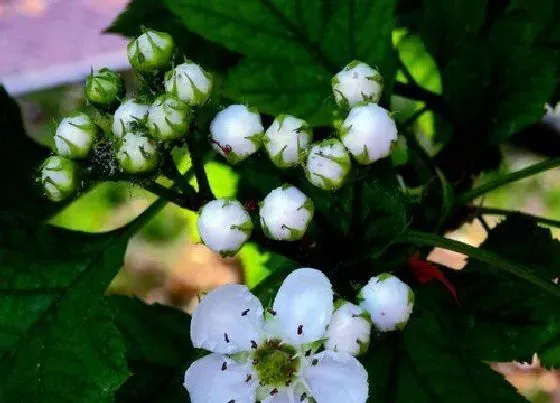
top-left (147, 94), bottom-right (191, 141)
top-left (304, 138), bottom-right (351, 191)
top-left (164, 62), bottom-right (213, 105)
top-left (84, 68), bottom-right (124, 107)
top-left (53, 112), bottom-right (97, 159)
top-left (39, 156), bottom-right (79, 202)
top-left (116, 132), bottom-right (159, 174)
top-left (127, 29), bottom-right (174, 73)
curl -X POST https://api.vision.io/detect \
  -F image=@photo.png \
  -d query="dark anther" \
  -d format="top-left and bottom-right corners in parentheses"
top-left (251, 340), bottom-right (258, 349)
top-left (312, 358), bottom-right (318, 366)
top-left (270, 388), bottom-right (279, 396)
top-left (301, 392), bottom-right (307, 401)
top-left (267, 308), bottom-right (277, 316)
top-left (297, 325), bottom-right (303, 335)
top-left (228, 400), bottom-right (236, 403)
top-left (245, 374), bottom-right (252, 383)
top-left (224, 333), bottom-right (230, 343)
top-left (241, 308), bottom-right (250, 316)
top-left (221, 361), bottom-right (228, 371)
top-left (305, 350), bottom-right (312, 356)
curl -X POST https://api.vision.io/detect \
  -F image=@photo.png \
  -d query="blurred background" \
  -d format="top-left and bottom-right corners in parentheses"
top-left (1, 0), bottom-right (559, 401)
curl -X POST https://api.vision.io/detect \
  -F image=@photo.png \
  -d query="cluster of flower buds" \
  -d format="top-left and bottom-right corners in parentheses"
top-left (38, 29), bottom-right (214, 202)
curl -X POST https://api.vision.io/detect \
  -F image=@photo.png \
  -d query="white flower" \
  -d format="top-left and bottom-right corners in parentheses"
top-left (39, 156), bottom-right (79, 202)
top-left (127, 29), bottom-right (174, 73)
top-left (304, 139), bottom-right (351, 191)
top-left (197, 199), bottom-right (253, 256)
top-left (209, 105), bottom-right (264, 164)
top-left (112, 99), bottom-right (150, 139)
top-left (325, 302), bottom-right (371, 356)
top-left (184, 268), bottom-right (369, 403)
top-left (332, 61), bottom-right (383, 108)
top-left (164, 62), bottom-right (213, 105)
top-left (259, 185), bottom-right (314, 241)
top-left (146, 94), bottom-right (191, 141)
top-left (84, 68), bottom-right (124, 107)
top-left (116, 132), bottom-right (159, 174)
top-left (264, 115), bottom-right (312, 168)
top-left (359, 274), bottom-right (414, 332)
top-left (339, 103), bottom-right (398, 165)
top-left (53, 112), bottom-right (97, 159)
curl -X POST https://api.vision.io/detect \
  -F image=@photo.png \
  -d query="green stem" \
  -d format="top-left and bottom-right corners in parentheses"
top-left (478, 207), bottom-right (560, 229)
top-left (142, 182), bottom-right (194, 210)
top-left (393, 81), bottom-right (447, 116)
top-left (186, 135), bottom-right (214, 202)
top-left (455, 157), bottom-right (560, 206)
top-left (397, 230), bottom-right (560, 298)
top-left (398, 58), bottom-right (419, 88)
top-left (125, 197), bottom-right (168, 234)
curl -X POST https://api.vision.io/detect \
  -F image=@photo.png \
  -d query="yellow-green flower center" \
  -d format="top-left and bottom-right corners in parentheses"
top-left (253, 339), bottom-right (299, 387)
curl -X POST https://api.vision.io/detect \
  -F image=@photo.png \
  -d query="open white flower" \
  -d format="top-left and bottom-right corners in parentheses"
top-left (332, 61), bottom-right (383, 108)
top-left (359, 274), bottom-right (414, 332)
top-left (325, 302), bottom-right (371, 356)
top-left (184, 268), bottom-right (368, 403)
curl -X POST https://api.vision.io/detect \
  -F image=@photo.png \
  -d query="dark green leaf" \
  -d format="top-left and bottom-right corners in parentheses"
top-left (108, 296), bottom-right (198, 403)
top-left (0, 201), bottom-right (165, 402)
top-left (164, 0), bottom-right (398, 125)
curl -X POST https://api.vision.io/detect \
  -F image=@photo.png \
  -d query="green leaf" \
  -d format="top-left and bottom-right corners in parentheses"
top-left (108, 296), bottom-right (198, 403)
top-left (365, 287), bottom-right (527, 403)
top-left (0, 200), bottom-right (166, 402)
top-left (164, 0), bottom-right (398, 125)
top-left (106, 0), bottom-right (239, 70)
top-left (0, 85), bottom-right (57, 220)
top-left (447, 215), bottom-right (560, 367)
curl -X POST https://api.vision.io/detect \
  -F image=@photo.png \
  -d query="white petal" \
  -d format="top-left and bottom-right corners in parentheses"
top-left (191, 285), bottom-right (264, 354)
top-left (303, 351), bottom-right (368, 403)
top-left (184, 353), bottom-right (256, 403)
top-left (261, 388), bottom-right (294, 403)
top-left (273, 268), bottom-right (333, 345)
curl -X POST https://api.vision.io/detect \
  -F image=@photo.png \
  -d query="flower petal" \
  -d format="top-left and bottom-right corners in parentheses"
top-left (303, 351), bottom-right (368, 403)
top-left (273, 268), bottom-right (334, 344)
top-left (260, 388), bottom-right (293, 403)
top-left (191, 284), bottom-right (264, 353)
top-left (184, 353), bottom-right (257, 403)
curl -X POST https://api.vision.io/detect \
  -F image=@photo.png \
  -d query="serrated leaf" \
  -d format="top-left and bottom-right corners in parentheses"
top-left (108, 296), bottom-right (198, 403)
top-left (0, 201), bottom-right (165, 402)
top-left (164, 0), bottom-right (397, 125)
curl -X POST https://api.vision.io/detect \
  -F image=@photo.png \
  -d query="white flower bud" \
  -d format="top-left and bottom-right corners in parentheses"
top-left (197, 199), bottom-right (253, 256)
top-left (53, 112), bottom-right (97, 159)
top-left (332, 60), bottom-right (383, 108)
top-left (84, 68), bottom-right (124, 107)
top-left (116, 132), bottom-right (159, 174)
top-left (146, 95), bottom-right (191, 141)
top-left (112, 99), bottom-right (150, 139)
top-left (339, 103), bottom-right (397, 164)
top-left (359, 274), bottom-right (414, 332)
top-left (264, 115), bottom-right (312, 168)
top-left (39, 156), bottom-right (79, 202)
top-left (304, 139), bottom-right (351, 191)
top-left (127, 29), bottom-right (174, 73)
top-left (164, 62), bottom-right (213, 105)
top-left (325, 302), bottom-right (371, 356)
top-left (209, 105), bottom-right (264, 164)
top-left (259, 184), bottom-right (314, 241)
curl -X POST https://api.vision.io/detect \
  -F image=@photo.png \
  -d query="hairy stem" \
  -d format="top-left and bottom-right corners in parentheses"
top-left (397, 230), bottom-right (560, 298)
top-left (455, 157), bottom-right (560, 206)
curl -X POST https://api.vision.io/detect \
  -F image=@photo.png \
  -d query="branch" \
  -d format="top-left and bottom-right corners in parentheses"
top-left (396, 230), bottom-right (560, 298)
top-left (455, 157), bottom-right (560, 206)
top-left (393, 81), bottom-right (447, 116)
top-left (478, 207), bottom-right (560, 229)
top-left (186, 135), bottom-right (214, 202)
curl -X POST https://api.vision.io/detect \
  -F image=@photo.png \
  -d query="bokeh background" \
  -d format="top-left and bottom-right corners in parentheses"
top-left (1, 0), bottom-right (559, 401)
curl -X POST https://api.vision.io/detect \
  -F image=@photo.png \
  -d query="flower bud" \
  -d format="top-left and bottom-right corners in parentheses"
top-left (325, 302), bottom-right (371, 356)
top-left (259, 184), bottom-right (314, 241)
top-left (264, 115), bottom-right (312, 168)
top-left (209, 105), bottom-right (264, 164)
top-left (84, 68), bottom-right (124, 107)
top-left (147, 94), bottom-right (191, 141)
top-left (53, 112), bottom-right (97, 159)
top-left (39, 156), bottom-right (79, 202)
top-left (197, 199), bottom-right (253, 256)
top-left (127, 29), bottom-right (174, 73)
top-left (112, 99), bottom-right (150, 139)
top-left (164, 62), bottom-right (213, 105)
top-left (339, 103), bottom-right (397, 164)
top-left (332, 60), bottom-right (383, 108)
top-left (116, 132), bottom-right (159, 174)
top-left (359, 274), bottom-right (414, 332)
top-left (304, 138), bottom-right (351, 191)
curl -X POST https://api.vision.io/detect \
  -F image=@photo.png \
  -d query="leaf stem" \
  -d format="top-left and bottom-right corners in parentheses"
top-left (396, 230), bottom-right (560, 298)
top-left (455, 157), bottom-right (560, 206)
top-left (478, 207), bottom-right (560, 229)
top-left (186, 135), bottom-right (214, 202)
